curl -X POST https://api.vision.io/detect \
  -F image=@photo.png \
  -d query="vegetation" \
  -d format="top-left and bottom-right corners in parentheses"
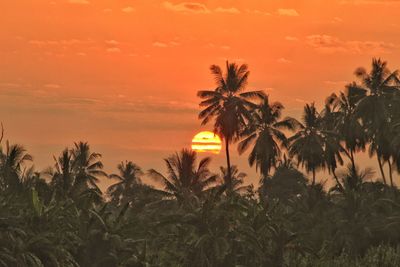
top-left (1, 58), bottom-right (400, 266)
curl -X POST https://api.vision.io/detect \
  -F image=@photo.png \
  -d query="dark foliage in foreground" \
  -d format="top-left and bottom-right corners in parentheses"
top-left (1, 58), bottom-right (400, 266)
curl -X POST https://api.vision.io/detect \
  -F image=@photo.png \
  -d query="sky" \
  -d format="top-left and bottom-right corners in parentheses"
top-left (1, 0), bottom-right (400, 190)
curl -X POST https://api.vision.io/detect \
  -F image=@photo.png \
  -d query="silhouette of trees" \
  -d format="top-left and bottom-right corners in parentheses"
top-left (0, 58), bottom-right (400, 266)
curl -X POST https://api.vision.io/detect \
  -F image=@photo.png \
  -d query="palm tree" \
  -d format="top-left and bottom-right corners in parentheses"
top-left (219, 165), bottom-right (250, 195)
top-left (71, 142), bottom-right (107, 193)
top-left (197, 61), bottom-right (265, 181)
top-left (258, 156), bottom-right (307, 203)
top-left (148, 149), bottom-right (218, 201)
top-left (50, 148), bottom-right (74, 198)
top-left (335, 86), bottom-right (367, 173)
top-left (0, 141), bottom-right (33, 191)
top-left (288, 104), bottom-right (328, 184)
top-left (352, 58), bottom-right (400, 185)
top-left (238, 95), bottom-right (300, 177)
top-left (107, 161), bottom-right (143, 205)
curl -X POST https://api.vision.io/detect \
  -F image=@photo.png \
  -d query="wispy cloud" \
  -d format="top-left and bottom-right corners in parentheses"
top-left (44, 84), bottom-right (62, 89)
top-left (163, 2), bottom-right (210, 14)
top-left (105, 40), bottom-right (119, 45)
top-left (68, 0), bottom-right (90, 5)
top-left (246, 9), bottom-right (271, 16)
top-left (215, 7), bottom-right (240, 14)
top-left (152, 41), bottom-right (181, 48)
top-left (106, 47), bottom-right (121, 53)
top-left (122, 6), bottom-right (135, 13)
top-left (277, 58), bottom-right (292, 64)
top-left (340, 0), bottom-right (400, 5)
top-left (277, 8), bottom-right (299, 16)
top-left (285, 36), bottom-right (299, 41)
top-left (163, 2), bottom-right (241, 14)
top-left (306, 34), bottom-right (396, 54)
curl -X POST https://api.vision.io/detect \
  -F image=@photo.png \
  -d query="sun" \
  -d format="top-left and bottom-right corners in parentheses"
top-left (191, 131), bottom-right (222, 154)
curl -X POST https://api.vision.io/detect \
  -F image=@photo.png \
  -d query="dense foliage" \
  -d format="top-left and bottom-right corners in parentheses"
top-left (1, 58), bottom-right (400, 266)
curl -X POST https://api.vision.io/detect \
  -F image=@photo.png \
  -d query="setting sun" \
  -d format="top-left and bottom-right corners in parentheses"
top-left (191, 131), bottom-right (222, 154)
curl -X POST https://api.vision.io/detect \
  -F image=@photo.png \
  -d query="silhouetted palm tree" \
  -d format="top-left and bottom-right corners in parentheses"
top-left (353, 58), bottom-right (400, 185)
top-left (71, 142), bottom-right (107, 193)
top-left (50, 148), bottom-right (74, 198)
top-left (0, 141), bottom-right (32, 191)
top-left (288, 104), bottom-right (326, 184)
top-left (107, 161), bottom-right (143, 205)
top-left (148, 149), bottom-right (218, 201)
top-left (198, 61), bottom-right (265, 181)
top-left (219, 165), bottom-right (250, 195)
top-left (335, 86), bottom-right (367, 173)
top-left (238, 95), bottom-right (299, 177)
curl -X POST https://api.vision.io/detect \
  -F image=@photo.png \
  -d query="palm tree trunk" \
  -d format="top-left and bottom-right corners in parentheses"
top-left (312, 169), bottom-right (316, 185)
top-left (333, 170), bottom-right (344, 192)
top-left (388, 159), bottom-right (394, 187)
top-left (350, 150), bottom-right (357, 174)
top-left (225, 138), bottom-right (232, 184)
top-left (377, 154), bottom-right (387, 185)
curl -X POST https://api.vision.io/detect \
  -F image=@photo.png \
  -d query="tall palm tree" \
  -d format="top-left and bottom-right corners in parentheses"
top-left (0, 141), bottom-right (33, 191)
top-left (288, 104), bottom-right (327, 184)
top-left (335, 86), bottom-right (367, 173)
top-left (352, 58), bottom-right (400, 185)
top-left (50, 148), bottom-right (74, 198)
top-left (71, 141), bottom-right (107, 193)
top-left (238, 95), bottom-right (300, 177)
top-left (148, 149), bottom-right (218, 201)
top-left (197, 61), bottom-right (265, 181)
top-left (107, 161), bottom-right (143, 205)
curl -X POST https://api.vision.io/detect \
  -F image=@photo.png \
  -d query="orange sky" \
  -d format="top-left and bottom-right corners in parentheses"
top-left (1, 0), bottom-right (400, 188)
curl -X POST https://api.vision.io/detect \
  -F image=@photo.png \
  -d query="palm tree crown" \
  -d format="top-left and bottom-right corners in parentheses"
top-left (238, 95), bottom-right (299, 177)
top-left (198, 61), bottom-right (264, 181)
top-left (148, 149), bottom-right (218, 201)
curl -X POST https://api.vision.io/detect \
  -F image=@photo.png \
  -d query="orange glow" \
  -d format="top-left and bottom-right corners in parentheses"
top-left (191, 131), bottom-right (222, 154)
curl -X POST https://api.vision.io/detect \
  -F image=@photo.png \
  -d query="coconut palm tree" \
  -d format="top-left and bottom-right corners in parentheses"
top-left (352, 58), bottom-right (400, 185)
top-left (148, 149), bottom-right (218, 202)
top-left (335, 85), bottom-right (367, 173)
top-left (238, 95), bottom-right (300, 177)
top-left (50, 148), bottom-right (75, 198)
top-left (71, 142), bottom-right (107, 193)
top-left (197, 61), bottom-right (265, 181)
top-left (107, 161), bottom-right (143, 205)
top-left (288, 104), bottom-right (329, 184)
top-left (0, 141), bottom-right (33, 191)
top-left (219, 165), bottom-right (250, 195)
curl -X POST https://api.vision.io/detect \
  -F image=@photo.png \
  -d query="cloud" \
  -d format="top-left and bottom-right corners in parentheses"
top-left (153, 42), bottom-right (168, 48)
top-left (122, 6), bottom-right (135, 13)
top-left (163, 1), bottom-right (210, 14)
top-left (215, 7), bottom-right (241, 14)
top-left (106, 47), bottom-right (121, 53)
top-left (340, 0), bottom-right (400, 5)
top-left (105, 40), bottom-right (119, 45)
top-left (103, 8), bottom-right (112, 13)
top-left (246, 9), bottom-right (271, 15)
top-left (76, 52), bottom-right (87, 56)
top-left (44, 84), bottom-right (61, 89)
top-left (152, 41), bottom-right (181, 48)
top-left (277, 58), bottom-right (292, 64)
top-left (277, 8), bottom-right (299, 16)
top-left (306, 34), bottom-right (396, 54)
top-left (220, 45), bottom-right (231, 50)
top-left (68, 0), bottom-right (89, 4)
top-left (285, 36), bottom-right (299, 41)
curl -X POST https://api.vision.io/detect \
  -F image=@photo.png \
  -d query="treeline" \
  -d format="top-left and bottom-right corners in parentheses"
top-left (1, 58), bottom-right (400, 266)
